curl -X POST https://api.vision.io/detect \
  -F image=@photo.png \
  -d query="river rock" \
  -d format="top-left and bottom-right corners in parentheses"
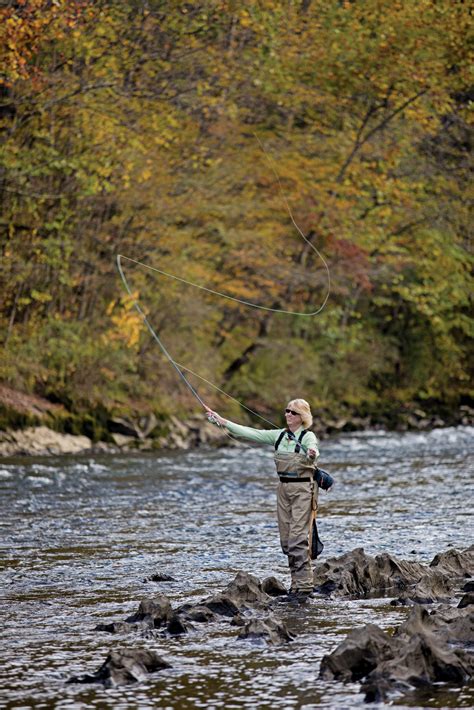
top-left (320, 604), bottom-right (474, 703)
top-left (313, 547), bottom-right (471, 601)
top-left (223, 571), bottom-right (272, 606)
top-left (0, 426), bottom-right (92, 456)
top-left (429, 546), bottom-right (474, 577)
top-left (395, 604), bottom-right (474, 645)
top-left (262, 576), bottom-right (288, 596)
top-left (313, 548), bottom-right (428, 598)
top-left (67, 648), bottom-right (171, 687)
top-left (393, 568), bottom-right (453, 605)
top-left (458, 592), bottom-right (474, 608)
top-left (180, 605), bottom-right (217, 623)
top-left (237, 616), bottom-right (294, 644)
top-left (180, 571), bottom-right (272, 621)
top-left (95, 621), bottom-right (140, 635)
top-left (125, 595), bottom-right (172, 627)
top-left (166, 613), bottom-right (192, 635)
top-left (361, 632), bottom-right (472, 702)
top-left (144, 573), bottom-right (176, 583)
top-left (320, 623), bottom-right (396, 682)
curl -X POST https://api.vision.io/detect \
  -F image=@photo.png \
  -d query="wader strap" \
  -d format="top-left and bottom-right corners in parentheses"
top-left (274, 429), bottom-right (308, 453)
top-left (279, 476), bottom-right (312, 482)
top-left (308, 479), bottom-right (318, 559)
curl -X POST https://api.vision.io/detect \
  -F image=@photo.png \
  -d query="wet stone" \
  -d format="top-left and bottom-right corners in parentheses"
top-left (167, 613), bottom-right (191, 635)
top-left (429, 546), bottom-right (474, 577)
top-left (125, 595), bottom-right (172, 627)
top-left (313, 546), bottom-right (472, 601)
top-left (67, 649), bottom-right (171, 687)
top-left (319, 623), bottom-right (395, 682)
top-left (95, 621), bottom-right (142, 635)
top-left (144, 573), bottom-right (177, 583)
top-left (237, 616), bottom-right (294, 644)
top-left (320, 603), bottom-right (474, 703)
top-left (222, 571), bottom-right (271, 606)
top-left (458, 591), bottom-right (474, 608)
top-left (262, 576), bottom-right (287, 597)
top-left (179, 605), bottom-right (217, 623)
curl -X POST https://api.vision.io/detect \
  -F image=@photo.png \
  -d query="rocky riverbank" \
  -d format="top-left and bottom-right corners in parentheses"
top-left (0, 417), bottom-right (223, 457)
top-left (1, 384), bottom-right (473, 457)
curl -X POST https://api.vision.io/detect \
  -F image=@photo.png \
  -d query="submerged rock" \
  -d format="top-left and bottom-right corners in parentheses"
top-left (144, 573), bottom-right (177, 583)
top-left (180, 605), bottom-right (217, 623)
top-left (67, 649), bottom-right (171, 687)
top-left (95, 621), bottom-right (140, 635)
top-left (96, 571), bottom-right (276, 641)
top-left (237, 616), bottom-right (294, 644)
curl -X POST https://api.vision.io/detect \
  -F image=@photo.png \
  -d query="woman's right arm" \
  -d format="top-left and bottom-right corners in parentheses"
top-left (205, 407), bottom-right (277, 445)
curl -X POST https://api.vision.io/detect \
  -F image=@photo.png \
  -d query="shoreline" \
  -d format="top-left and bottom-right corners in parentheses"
top-left (1, 382), bottom-right (472, 458)
top-left (1, 413), bottom-right (473, 458)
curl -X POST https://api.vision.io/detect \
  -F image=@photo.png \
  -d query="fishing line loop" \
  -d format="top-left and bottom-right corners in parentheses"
top-left (116, 137), bottom-right (331, 429)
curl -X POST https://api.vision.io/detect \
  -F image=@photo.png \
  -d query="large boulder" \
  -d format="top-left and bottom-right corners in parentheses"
top-left (314, 547), bottom-right (472, 601)
top-left (362, 632), bottom-right (472, 702)
top-left (396, 604), bottom-right (474, 645)
top-left (429, 546), bottom-right (474, 577)
top-left (0, 426), bottom-right (92, 456)
top-left (320, 604), bottom-right (474, 703)
top-left (320, 624), bottom-right (397, 682)
top-left (314, 548), bottom-right (428, 598)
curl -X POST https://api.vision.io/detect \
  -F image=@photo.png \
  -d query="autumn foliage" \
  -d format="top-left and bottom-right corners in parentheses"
top-left (0, 0), bottom-right (471, 430)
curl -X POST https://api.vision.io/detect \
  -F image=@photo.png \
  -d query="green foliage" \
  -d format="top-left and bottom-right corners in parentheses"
top-left (0, 0), bottom-right (471, 433)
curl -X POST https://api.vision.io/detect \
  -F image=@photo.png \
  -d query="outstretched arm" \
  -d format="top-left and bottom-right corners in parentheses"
top-left (205, 406), bottom-right (278, 445)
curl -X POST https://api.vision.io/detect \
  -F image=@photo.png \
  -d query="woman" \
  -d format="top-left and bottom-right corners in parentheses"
top-left (206, 399), bottom-right (319, 599)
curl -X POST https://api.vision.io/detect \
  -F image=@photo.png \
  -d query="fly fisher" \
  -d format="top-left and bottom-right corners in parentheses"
top-left (206, 399), bottom-right (320, 601)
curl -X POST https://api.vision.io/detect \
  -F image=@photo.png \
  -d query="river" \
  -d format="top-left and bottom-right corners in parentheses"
top-left (0, 426), bottom-right (473, 709)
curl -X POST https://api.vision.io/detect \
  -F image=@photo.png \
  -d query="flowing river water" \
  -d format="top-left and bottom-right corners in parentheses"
top-left (0, 426), bottom-right (473, 709)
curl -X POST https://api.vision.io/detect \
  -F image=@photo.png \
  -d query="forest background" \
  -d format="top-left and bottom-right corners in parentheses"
top-left (0, 0), bottom-right (472, 443)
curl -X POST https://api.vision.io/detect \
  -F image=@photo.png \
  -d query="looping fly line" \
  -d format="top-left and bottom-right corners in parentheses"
top-left (116, 138), bottom-right (331, 427)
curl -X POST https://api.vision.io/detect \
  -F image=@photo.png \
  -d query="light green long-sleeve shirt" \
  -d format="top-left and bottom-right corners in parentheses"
top-left (225, 421), bottom-right (319, 458)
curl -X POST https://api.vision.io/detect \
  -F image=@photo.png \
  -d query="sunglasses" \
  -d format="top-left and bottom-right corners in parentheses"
top-left (285, 409), bottom-right (300, 416)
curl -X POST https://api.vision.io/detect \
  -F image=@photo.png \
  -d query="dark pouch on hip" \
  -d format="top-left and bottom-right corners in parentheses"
top-left (313, 467), bottom-right (334, 491)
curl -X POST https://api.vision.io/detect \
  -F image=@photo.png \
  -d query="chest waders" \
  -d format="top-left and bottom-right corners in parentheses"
top-left (274, 430), bottom-right (318, 593)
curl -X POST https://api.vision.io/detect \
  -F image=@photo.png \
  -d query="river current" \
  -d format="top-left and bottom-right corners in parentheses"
top-left (0, 426), bottom-right (473, 709)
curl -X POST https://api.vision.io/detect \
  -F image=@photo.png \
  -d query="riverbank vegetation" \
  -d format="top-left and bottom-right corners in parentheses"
top-left (0, 0), bottom-right (472, 438)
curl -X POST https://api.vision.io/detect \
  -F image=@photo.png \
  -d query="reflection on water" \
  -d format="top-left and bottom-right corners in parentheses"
top-left (0, 426), bottom-right (473, 708)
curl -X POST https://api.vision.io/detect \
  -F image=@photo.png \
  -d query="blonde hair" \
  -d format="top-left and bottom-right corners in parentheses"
top-left (287, 398), bottom-right (313, 429)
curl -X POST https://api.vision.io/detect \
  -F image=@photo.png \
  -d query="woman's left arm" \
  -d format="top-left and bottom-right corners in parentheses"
top-left (304, 430), bottom-right (320, 460)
